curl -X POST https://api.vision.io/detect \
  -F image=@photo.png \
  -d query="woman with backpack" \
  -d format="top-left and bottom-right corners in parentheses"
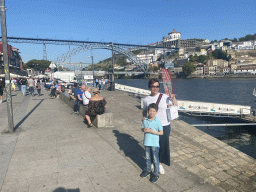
top-left (85, 88), bottom-right (107, 127)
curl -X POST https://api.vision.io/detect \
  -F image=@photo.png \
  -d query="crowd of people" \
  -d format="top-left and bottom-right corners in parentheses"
top-left (94, 77), bottom-right (109, 90)
top-left (0, 77), bottom-right (48, 101)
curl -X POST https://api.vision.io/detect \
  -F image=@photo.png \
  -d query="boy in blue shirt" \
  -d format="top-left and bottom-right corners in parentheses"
top-left (140, 103), bottom-right (163, 183)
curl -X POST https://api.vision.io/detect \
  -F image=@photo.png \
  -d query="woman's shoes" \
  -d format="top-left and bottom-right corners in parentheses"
top-left (159, 164), bottom-right (165, 175)
top-left (88, 123), bottom-right (93, 127)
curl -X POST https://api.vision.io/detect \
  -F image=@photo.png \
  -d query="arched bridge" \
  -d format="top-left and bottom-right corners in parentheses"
top-left (52, 43), bottom-right (148, 71)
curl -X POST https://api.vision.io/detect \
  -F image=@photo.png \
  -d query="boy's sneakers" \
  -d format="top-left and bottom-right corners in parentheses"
top-left (159, 164), bottom-right (165, 174)
top-left (140, 171), bottom-right (150, 178)
top-left (150, 174), bottom-right (159, 183)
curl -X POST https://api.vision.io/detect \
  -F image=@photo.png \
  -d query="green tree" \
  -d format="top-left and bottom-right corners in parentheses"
top-left (22, 64), bottom-right (29, 70)
top-left (26, 59), bottom-right (51, 73)
top-left (212, 50), bottom-right (228, 61)
top-left (198, 55), bottom-right (209, 64)
top-left (182, 62), bottom-right (196, 75)
top-left (189, 55), bottom-right (199, 62)
top-left (232, 38), bottom-right (238, 42)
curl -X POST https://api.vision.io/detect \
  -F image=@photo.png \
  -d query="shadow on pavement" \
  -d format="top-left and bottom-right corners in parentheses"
top-left (113, 130), bottom-right (145, 170)
top-left (52, 187), bottom-right (80, 192)
top-left (14, 99), bottom-right (44, 131)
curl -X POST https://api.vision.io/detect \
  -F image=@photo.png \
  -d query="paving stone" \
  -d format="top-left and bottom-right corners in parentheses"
top-left (225, 178), bottom-right (240, 188)
top-left (241, 168), bottom-right (255, 177)
top-left (187, 166), bottom-right (201, 174)
top-left (226, 168), bottom-right (240, 177)
top-left (210, 166), bottom-right (223, 173)
top-left (197, 164), bottom-right (207, 171)
top-left (225, 159), bottom-right (237, 167)
top-left (219, 182), bottom-right (235, 191)
top-left (213, 171), bottom-right (232, 182)
top-left (198, 169), bottom-right (215, 178)
top-left (205, 176), bottom-right (221, 185)
top-left (238, 175), bottom-right (250, 183)
top-left (219, 163), bottom-right (232, 170)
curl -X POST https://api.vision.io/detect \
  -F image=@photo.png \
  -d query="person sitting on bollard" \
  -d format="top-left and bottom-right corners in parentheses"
top-left (85, 88), bottom-right (107, 127)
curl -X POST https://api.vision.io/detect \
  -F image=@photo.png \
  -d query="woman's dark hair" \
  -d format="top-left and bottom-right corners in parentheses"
top-left (148, 103), bottom-right (158, 112)
top-left (148, 78), bottom-right (160, 88)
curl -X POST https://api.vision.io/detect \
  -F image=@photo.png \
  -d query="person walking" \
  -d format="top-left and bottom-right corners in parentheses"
top-left (0, 78), bottom-right (4, 103)
top-left (20, 78), bottom-right (27, 96)
top-left (95, 78), bottom-right (99, 88)
top-left (142, 78), bottom-right (176, 174)
top-left (17, 78), bottom-right (21, 91)
top-left (27, 77), bottom-right (35, 96)
top-left (11, 78), bottom-right (16, 92)
top-left (37, 80), bottom-right (42, 96)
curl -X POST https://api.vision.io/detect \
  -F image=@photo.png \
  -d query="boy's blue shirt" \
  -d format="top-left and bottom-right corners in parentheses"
top-left (142, 117), bottom-right (163, 147)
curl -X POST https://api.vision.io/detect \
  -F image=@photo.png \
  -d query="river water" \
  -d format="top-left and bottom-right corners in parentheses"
top-left (115, 78), bottom-right (256, 159)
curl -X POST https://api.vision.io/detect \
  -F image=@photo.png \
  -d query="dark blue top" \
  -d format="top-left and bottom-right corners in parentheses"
top-left (72, 87), bottom-right (80, 98)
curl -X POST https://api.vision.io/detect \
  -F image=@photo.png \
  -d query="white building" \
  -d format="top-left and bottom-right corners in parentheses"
top-left (223, 66), bottom-right (230, 74)
top-left (168, 29), bottom-right (181, 41)
top-left (234, 41), bottom-right (254, 50)
top-left (136, 54), bottom-right (156, 65)
top-left (203, 39), bottom-right (210, 43)
top-left (162, 29), bottom-right (181, 42)
top-left (234, 67), bottom-right (256, 74)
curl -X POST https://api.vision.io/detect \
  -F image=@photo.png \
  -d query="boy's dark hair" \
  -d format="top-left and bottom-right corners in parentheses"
top-left (73, 82), bottom-right (78, 87)
top-left (148, 103), bottom-right (158, 112)
top-left (148, 78), bottom-right (160, 88)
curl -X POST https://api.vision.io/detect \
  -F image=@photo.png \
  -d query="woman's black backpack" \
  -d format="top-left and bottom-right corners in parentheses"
top-left (95, 102), bottom-right (105, 114)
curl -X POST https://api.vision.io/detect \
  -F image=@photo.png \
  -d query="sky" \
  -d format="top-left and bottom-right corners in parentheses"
top-left (3, 0), bottom-right (256, 66)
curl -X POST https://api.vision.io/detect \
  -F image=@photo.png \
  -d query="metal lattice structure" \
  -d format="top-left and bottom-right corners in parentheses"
top-left (1, 37), bottom-right (178, 72)
top-left (52, 43), bottom-right (148, 71)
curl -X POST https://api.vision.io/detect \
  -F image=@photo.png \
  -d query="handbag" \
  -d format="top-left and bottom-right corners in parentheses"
top-left (167, 105), bottom-right (179, 121)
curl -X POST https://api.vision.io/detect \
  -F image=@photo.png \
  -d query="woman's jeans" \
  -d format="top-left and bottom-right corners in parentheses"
top-left (37, 89), bottom-right (41, 96)
top-left (21, 85), bottom-right (26, 94)
top-left (145, 146), bottom-right (159, 176)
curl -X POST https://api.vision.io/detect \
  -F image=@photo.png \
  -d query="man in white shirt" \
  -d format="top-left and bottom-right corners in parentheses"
top-left (82, 86), bottom-right (91, 106)
top-left (27, 77), bottom-right (35, 96)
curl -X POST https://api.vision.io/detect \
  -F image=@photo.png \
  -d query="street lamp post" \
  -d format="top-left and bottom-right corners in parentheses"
top-left (111, 42), bottom-right (115, 91)
top-left (88, 55), bottom-right (94, 86)
top-left (0, 0), bottom-right (14, 132)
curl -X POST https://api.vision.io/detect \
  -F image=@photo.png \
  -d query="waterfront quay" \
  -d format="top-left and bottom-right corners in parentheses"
top-left (0, 89), bottom-right (256, 191)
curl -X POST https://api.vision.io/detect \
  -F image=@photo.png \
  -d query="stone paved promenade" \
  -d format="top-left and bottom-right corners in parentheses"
top-left (0, 87), bottom-right (256, 191)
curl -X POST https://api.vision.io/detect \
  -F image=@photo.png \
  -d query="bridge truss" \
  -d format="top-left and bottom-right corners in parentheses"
top-left (1, 37), bottom-right (178, 72)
